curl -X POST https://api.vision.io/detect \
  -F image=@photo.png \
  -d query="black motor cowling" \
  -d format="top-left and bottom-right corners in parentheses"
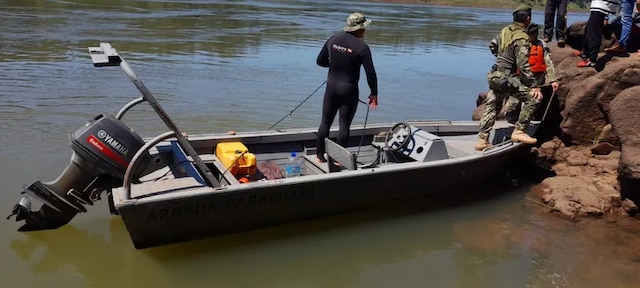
top-left (71, 113), bottom-right (149, 178)
top-left (7, 114), bottom-right (150, 231)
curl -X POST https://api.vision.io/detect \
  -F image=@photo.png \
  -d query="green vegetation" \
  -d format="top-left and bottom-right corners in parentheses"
top-left (515, 0), bottom-right (589, 10)
top-left (384, 0), bottom-right (588, 11)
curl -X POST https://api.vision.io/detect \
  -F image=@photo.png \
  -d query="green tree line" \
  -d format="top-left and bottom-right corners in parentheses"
top-left (516, 0), bottom-right (590, 9)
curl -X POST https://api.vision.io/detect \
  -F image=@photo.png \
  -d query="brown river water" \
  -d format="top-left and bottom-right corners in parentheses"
top-left (1, 0), bottom-right (639, 287)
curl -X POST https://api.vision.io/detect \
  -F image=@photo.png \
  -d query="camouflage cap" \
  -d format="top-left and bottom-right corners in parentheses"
top-left (513, 4), bottom-right (532, 15)
top-left (343, 12), bottom-right (372, 32)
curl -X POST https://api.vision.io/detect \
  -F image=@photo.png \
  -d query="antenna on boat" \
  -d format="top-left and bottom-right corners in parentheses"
top-left (87, 43), bottom-right (221, 188)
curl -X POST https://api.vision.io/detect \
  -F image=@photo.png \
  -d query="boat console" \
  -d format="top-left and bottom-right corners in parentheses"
top-left (383, 122), bottom-right (449, 162)
top-left (364, 122), bottom-right (450, 168)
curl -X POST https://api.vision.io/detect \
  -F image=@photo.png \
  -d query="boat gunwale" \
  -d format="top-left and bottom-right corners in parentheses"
top-left (114, 121), bottom-right (523, 207)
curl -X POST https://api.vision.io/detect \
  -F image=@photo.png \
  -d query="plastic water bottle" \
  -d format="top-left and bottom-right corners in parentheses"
top-left (285, 152), bottom-right (301, 177)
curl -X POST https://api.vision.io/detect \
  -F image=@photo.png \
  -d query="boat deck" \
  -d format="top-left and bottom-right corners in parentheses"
top-left (118, 121), bottom-right (522, 200)
top-left (124, 134), bottom-right (481, 199)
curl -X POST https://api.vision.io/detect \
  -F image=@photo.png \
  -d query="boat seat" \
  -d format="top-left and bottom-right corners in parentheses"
top-left (325, 138), bottom-right (357, 172)
top-left (407, 130), bottom-right (449, 162)
top-left (128, 177), bottom-right (208, 199)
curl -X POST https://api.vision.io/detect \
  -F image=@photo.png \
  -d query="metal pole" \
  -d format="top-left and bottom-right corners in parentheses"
top-left (118, 59), bottom-right (221, 188)
top-left (123, 131), bottom-right (177, 200)
top-left (541, 90), bottom-right (556, 123)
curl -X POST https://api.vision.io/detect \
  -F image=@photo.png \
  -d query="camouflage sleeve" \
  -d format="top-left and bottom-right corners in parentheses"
top-left (514, 38), bottom-right (536, 88)
top-left (489, 35), bottom-right (499, 56)
top-left (543, 45), bottom-right (557, 83)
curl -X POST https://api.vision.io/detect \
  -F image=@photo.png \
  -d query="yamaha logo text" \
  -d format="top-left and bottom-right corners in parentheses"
top-left (96, 130), bottom-right (129, 156)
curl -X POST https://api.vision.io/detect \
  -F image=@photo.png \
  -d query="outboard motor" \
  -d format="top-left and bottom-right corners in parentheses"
top-left (7, 113), bottom-right (150, 231)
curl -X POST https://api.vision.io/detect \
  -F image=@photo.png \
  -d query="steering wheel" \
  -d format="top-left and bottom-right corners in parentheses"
top-left (385, 122), bottom-right (413, 152)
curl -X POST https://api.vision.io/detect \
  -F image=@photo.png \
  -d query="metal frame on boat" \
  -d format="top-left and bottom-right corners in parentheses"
top-left (7, 43), bottom-right (533, 249)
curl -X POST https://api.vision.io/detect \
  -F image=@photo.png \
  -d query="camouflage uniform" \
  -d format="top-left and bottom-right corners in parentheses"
top-left (503, 38), bottom-right (557, 113)
top-left (479, 21), bottom-right (540, 141)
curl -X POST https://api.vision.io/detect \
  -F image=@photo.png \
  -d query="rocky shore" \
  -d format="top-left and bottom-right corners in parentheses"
top-left (473, 21), bottom-right (640, 221)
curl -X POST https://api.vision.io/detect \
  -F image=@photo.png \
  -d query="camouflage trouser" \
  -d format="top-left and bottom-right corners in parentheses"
top-left (478, 70), bottom-right (540, 140)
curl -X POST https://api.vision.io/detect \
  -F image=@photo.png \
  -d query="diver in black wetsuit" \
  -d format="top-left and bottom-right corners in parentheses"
top-left (315, 12), bottom-right (379, 163)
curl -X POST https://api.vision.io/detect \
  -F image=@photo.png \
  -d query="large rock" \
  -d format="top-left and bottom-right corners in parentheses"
top-left (609, 86), bottom-right (640, 178)
top-left (565, 21), bottom-right (587, 50)
top-left (552, 53), bottom-right (597, 104)
top-left (609, 86), bottom-right (640, 202)
top-left (558, 57), bottom-right (640, 145)
top-left (547, 42), bottom-right (576, 68)
top-left (534, 146), bottom-right (621, 220)
top-left (471, 21), bottom-right (640, 221)
top-left (532, 54), bottom-right (640, 219)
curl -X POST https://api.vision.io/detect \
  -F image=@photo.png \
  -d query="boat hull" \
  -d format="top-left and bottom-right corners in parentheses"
top-left (116, 139), bottom-right (524, 249)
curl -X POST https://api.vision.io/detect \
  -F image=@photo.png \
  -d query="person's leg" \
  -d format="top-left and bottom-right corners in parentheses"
top-left (582, 11), bottom-right (605, 64)
top-left (580, 21), bottom-right (589, 56)
top-left (592, 12), bottom-right (606, 59)
top-left (336, 99), bottom-right (358, 147)
top-left (511, 84), bottom-right (541, 144)
top-left (516, 93), bottom-right (540, 131)
top-left (503, 96), bottom-right (521, 124)
top-left (556, 0), bottom-right (568, 42)
top-left (478, 89), bottom-right (499, 140)
top-left (619, 0), bottom-right (634, 48)
top-left (543, 0), bottom-right (557, 41)
top-left (476, 89), bottom-right (497, 151)
top-left (316, 85), bottom-right (340, 162)
top-left (334, 82), bottom-right (359, 147)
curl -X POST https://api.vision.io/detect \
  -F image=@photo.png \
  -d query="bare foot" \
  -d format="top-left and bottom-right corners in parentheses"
top-left (316, 156), bottom-right (341, 167)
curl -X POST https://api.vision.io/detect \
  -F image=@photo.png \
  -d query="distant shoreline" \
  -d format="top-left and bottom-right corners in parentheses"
top-left (369, 0), bottom-right (588, 12)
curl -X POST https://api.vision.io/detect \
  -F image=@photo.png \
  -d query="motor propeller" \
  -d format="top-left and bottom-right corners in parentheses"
top-left (7, 195), bottom-right (31, 222)
top-left (7, 196), bottom-right (77, 232)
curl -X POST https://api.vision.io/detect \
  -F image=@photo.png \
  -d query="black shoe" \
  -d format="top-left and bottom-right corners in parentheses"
top-left (543, 36), bottom-right (551, 43)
